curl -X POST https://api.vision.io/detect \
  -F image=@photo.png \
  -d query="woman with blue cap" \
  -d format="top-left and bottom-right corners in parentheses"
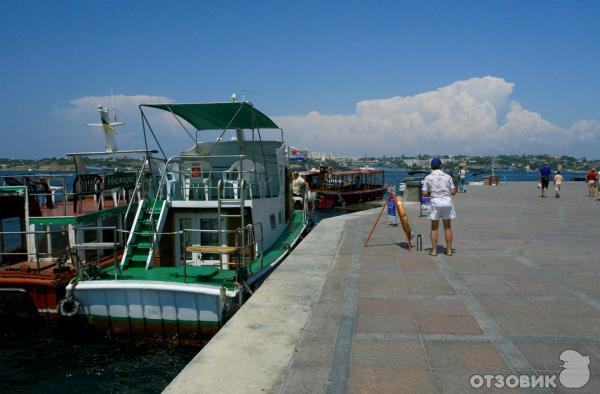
top-left (421, 158), bottom-right (457, 256)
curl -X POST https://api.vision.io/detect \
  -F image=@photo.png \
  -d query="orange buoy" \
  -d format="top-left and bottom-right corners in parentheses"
top-left (395, 196), bottom-right (412, 240)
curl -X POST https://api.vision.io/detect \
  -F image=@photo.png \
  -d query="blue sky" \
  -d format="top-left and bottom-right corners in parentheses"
top-left (1, 1), bottom-right (599, 158)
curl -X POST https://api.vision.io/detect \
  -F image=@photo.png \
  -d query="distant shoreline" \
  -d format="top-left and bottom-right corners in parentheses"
top-left (0, 165), bottom-right (74, 171)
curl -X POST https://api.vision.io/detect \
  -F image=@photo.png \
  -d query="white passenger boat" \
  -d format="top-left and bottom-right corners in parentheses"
top-left (63, 101), bottom-right (312, 341)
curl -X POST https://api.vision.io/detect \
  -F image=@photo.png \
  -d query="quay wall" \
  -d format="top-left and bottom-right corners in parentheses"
top-left (164, 209), bottom-right (377, 393)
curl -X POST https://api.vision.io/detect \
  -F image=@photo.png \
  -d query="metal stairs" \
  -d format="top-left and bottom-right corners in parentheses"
top-left (120, 199), bottom-right (168, 269)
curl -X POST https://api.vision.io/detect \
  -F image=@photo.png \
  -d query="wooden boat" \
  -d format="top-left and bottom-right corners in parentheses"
top-left (0, 106), bottom-right (144, 326)
top-left (299, 166), bottom-right (385, 209)
top-left (62, 101), bottom-right (312, 342)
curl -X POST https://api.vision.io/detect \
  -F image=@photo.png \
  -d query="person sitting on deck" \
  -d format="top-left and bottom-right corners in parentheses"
top-left (292, 172), bottom-right (308, 197)
top-left (421, 158), bottom-right (457, 256)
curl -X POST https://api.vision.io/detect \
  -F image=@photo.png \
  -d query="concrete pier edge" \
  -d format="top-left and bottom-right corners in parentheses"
top-left (164, 208), bottom-right (380, 393)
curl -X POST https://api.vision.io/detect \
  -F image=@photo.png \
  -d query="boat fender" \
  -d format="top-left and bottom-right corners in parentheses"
top-left (395, 196), bottom-right (412, 239)
top-left (58, 297), bottom-right (81, 318)
top-left (282, 242), bottom-right (291, 252)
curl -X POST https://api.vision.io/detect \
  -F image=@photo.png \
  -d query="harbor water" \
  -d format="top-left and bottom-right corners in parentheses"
top-left (0, 330), bottom-right (199, 393)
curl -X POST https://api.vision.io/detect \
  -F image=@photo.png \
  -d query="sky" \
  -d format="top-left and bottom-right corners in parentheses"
top-left (0, 0), bottom-right (599, 159)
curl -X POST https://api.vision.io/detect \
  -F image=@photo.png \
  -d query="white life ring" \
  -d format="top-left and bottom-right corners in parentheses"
top-left (58, 297), bottom-right (81, 318)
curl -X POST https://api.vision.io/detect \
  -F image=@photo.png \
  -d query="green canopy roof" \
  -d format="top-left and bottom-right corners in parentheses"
top-left (141, 102), bottom-right (280, 131)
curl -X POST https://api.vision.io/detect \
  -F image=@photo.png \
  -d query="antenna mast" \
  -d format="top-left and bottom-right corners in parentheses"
top-left (111, 90), bottom-right (118, 122)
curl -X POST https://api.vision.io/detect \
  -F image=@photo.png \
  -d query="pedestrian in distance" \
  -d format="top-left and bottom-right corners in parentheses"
top-left (554, 170), bottom-right (564, 198)
top-left (539, 163), bottom-right (552, 198)
top-left (421, 158), bottom-right (457, 256)
top-left (459, 164), bottom-right (467, 193)
top-left (586, 168), bottom-right (597, 197)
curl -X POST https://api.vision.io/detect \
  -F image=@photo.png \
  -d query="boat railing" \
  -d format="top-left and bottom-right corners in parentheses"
top-left (0, 229), bottom-right (73, 273)
top-left (72, 226), bottom-right (121, 280)
top-left (1, 171), bottom-right (141, 217)
top-left (148, 155), bottom-right (280, 203)
top-left (123, 158), bottom-right (151, 229)
top-left (1, 173), bottom-right (69, 215)
top-left (111, 223), bottom-right (264, 283)
top-left (181, 222), bottom-right (264, 283)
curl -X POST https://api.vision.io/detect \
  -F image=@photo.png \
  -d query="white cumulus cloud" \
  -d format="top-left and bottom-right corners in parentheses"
top-left (275, 76), bottom-right (600, 158)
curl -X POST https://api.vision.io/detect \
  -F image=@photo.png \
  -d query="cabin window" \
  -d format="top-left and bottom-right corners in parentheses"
top-left (278, 211), bottom-right (282, 225)
top-left (200, 218), bottom-right (220, 260)
top-left (270, 214), bottom-right (276, 230)
top-left (177, 214), bottom-right (221, 265)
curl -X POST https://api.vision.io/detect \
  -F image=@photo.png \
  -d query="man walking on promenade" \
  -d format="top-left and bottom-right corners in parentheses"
top-left (459, 165), bottom-right (467, 193)
top-left (421, 158), bottom-right (457, 256)
top-left (586, 168), bottom-right (597, 197)
top-left (539, 163), bottom-right (552, 198)
top-left (554, 170), bottom-right (564, 198)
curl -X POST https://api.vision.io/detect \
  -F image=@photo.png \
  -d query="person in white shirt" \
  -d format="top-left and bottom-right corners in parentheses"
top-left (459, 165), bottom-right (467, 193)
top-left (421, 158), bottom-right (457, 256)
top-left (292, 172), bottom-right (308, 197)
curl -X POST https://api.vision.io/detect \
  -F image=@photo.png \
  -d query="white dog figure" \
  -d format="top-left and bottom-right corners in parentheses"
top-left (559, 349), bottom-right (591, 389)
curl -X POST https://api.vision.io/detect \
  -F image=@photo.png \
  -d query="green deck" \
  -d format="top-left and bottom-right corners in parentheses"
top-left (98, 211), bottom-right (307, 290)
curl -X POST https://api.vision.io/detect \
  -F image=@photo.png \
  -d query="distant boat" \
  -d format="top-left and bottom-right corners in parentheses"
top-left (299, 166), bottom-right (385, 209)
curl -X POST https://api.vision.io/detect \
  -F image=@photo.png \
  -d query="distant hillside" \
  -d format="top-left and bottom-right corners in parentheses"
top-left (0, 157), bottom-right (144, 171)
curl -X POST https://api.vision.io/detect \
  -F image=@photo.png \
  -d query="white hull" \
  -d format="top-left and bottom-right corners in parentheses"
top-left (68, 280), bottom-right (227, 340)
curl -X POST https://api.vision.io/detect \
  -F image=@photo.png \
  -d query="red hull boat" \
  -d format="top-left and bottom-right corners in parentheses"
top-left (299, 167), bottom-right (385, 209)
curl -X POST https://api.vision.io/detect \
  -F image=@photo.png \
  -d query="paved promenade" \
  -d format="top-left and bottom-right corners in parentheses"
top-left (167, 182), bottom-right (600, 393)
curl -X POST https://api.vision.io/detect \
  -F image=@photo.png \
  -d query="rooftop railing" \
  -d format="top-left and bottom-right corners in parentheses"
top-left (148, 155), bottom-right (281, 204)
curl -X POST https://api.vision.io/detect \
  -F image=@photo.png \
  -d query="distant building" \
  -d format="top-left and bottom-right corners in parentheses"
top-left (403, 158), bottom-right (432, 168)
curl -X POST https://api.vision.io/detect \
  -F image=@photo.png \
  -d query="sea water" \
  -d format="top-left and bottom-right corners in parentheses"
top-left (0, 331), bottom-right (199, 393)
top-left (383, 169), bottom-right (587, 185)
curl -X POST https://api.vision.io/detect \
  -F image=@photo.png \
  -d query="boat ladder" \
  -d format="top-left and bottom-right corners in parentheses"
top-left (216, 179), bottom-right (250, 274)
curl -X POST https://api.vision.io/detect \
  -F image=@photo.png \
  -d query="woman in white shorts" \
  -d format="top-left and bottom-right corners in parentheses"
top-left (421, 158), bottom-right (457, 256)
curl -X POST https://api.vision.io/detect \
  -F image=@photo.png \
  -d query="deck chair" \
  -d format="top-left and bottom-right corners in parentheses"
top-left (73, 174), bottom-right (103, 214)
top-left (3, 176), bottom-right (24, 187)
top-left (181, 161), bottom-right (212, 201)
top-left (165, 162), bottom-right (180, 201)
top-left (223, 159), bottom-right (266, 199)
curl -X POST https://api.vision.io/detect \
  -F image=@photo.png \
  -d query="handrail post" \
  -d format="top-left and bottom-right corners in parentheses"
top-left (183, 230), bottom-right (187, 283)
top-left (124, 157), bottom-right (148, 230)
top-left (62, 175), bottom-right (67, 216)
top-left (217, 179), bottom-right (223, 270)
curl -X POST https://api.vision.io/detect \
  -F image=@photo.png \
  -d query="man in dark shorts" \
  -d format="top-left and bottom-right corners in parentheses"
top-left (539, 163), bottom-right (552, 198)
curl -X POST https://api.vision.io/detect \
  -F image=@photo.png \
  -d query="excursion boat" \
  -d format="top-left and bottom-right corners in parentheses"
top-left (299, 166), bottom-right (385, 209)
top-left (0, 105), bottom-right (143, 325)
top-left (62, 101), bottom-right (312, 342)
